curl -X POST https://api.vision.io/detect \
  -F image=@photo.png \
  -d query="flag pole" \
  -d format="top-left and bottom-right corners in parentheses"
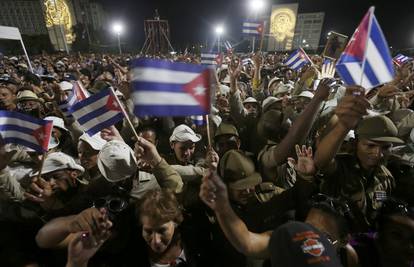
top-left (109, 86), bottom-right (140, 141)
top-left (205, 114), bottom-right (212, 147)
top-left (36, 152), bottom-right (47, 180)
top-left (299, 47), bottom-right (314, 66)
top-left (359, 6), bottom-right (375, 88)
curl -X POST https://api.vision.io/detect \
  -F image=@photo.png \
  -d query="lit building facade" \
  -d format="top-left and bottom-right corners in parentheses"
top-left (292, 12), bottom-right (325, 50)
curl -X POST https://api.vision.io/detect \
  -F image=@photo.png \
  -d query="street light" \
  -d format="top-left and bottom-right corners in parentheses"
top-left (112, 22), bottom-right (124, 54)
top-left (214, 25), bottom-right (224, 52)
top-left (249, 0), bottom-right (265, 12)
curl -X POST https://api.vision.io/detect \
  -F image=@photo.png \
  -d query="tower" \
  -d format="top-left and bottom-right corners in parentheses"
top-left (140, 10), bottom-right (174, 55)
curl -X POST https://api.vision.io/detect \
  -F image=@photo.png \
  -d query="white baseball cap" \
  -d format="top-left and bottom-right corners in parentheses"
top-left (32, 152), bottom-right (84, 176)
top-left (97, 140), bottom-right (137, 182)
top-left (59, 81), bottom-right (73, 91)
top-left (242, 97), bottom-right (258, 105)
top-left (297, 90), bottom-right (314, 99)
top-left (169, 124), bottom-right (202, 143)
top-left (44, 116), bottom-right (68, 132)
top-left (79, 132), bottom-right (106, 151)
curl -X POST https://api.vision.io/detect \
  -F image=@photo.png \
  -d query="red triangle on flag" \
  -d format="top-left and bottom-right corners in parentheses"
top-left (33, 122), bottom-right (53, 151)
top-left (343, 9), bottom-right (370, 60)
top-left (105, 93), bottom-right (122, 112)
top-left (182, 69), bottom-right (211, 111)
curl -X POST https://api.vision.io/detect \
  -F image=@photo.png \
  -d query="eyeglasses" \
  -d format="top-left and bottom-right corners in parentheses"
top-left (93, 196), bottom-right (128, 214)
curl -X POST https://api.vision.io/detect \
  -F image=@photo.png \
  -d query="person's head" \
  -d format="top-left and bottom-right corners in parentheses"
top-left (138, 189), bottom-right (183, 254)
top-left (97, 140), bottom-right (137, 183)
top-left (262, 96), bottom-right (283, 113)
top-left (355, 116), bottom-right (403, 170)
top-left (16, 89), bottom-right (42, 117)
top-left (34, 152), bottom-right (84, 194)
top-left (242, 97), bottom-right (259, 116)
top-left (214, 123), bottom-right (240, 157)
top-left (138, 127), bottom-right (158, 146)
top-left (78, 133), bottom-right (106, 172)
top-left (169, 124), bottom-right (201, 165)
top-left (269, 221), bottom-right (342, 267)
top-left (219, 150), bottom-right (262, 205)
top-left (0, 85), bottom-right (16, 110)
top-left (306, 194), bottom-right (352, 250)
top-left (377, 198), bottom-right (414, 266)
top-left (257, 110), bottom-right (289, 142)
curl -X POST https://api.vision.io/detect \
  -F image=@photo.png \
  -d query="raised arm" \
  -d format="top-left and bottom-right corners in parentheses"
top-left (199, 171), bottom-right (271, 259)
top-left (314, 86), bottom-right (370, 171)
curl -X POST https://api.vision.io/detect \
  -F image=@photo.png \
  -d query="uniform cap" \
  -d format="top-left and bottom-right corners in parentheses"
top-left (356, 115), bottom-right (404, 144)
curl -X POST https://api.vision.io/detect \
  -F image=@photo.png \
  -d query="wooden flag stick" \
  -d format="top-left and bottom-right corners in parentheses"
top-left (36, 152), bottom-right (47, 180)
top-left (109, 86), bottom-right (140, 141)
top-left (205, 114), bottom-right (212, 148)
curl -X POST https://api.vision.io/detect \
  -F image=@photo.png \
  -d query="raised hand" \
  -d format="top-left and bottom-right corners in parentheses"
top-left (134, 136), bottom-right (162, 167)
top-left (199, 171), bottom-right (229, 211)
top-left (100, 126), bottom-right (124, 142)
top-left (335, 86), bottom-right (370, 129)
top-left (318, 61), bottom-right (336, 79)
top-left (66, 231), bottom-right (109, 267)
top-left (24, 177), bottom-right (53, 203)
top-left (288, 145), bottom-right (316, 179)
top-left (314, 78), bottom-right (335, 101)
top-left (205, 147), bottom-right (219, 172)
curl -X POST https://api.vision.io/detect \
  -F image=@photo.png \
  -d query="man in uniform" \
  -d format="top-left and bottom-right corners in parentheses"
top-left (315, 87), bottom-right (404, 231)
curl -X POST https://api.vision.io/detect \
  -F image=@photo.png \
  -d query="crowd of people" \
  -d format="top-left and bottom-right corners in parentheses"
top-left (0, 49), bottom-right (414, 267)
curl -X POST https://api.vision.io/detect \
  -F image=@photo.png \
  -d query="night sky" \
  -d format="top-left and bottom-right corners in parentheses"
top-left (97, 0), bottom-right (413, 53)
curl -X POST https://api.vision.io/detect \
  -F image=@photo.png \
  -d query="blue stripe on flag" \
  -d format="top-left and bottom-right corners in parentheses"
top-left (131, 58), bottom-right (207, 73)
top-left (0, 110), bottom-right (49, 126)
top-left (134, 105), bottom-right (206, 117)
top-left (0, 124), bottom-right (35, 135)
top-left (131, 81), bottom-right (184, 93)
top-left (370, 16), bottom-right (395, 76)
top-left (86, 113), bottom-right (124, 136)
top-left (77, 105), bottom-right (109, 125)
top-left (364, 61), bottom-right (380, 86)
top-left (335, 64), bottom-right (356, 85)
top-left (70, 88), bottom-right (110, 113)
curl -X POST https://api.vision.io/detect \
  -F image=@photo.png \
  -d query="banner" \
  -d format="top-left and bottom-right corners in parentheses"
top-left (322, 32), bottom-right (348, 60)
top-left (267, 4), bottom-right (298, 51)
top-left (0, 26), bottom-right (22, 40)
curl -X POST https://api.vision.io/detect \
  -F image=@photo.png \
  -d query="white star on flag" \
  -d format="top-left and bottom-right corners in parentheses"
top-left (193, 85), bottom-right (206, 96)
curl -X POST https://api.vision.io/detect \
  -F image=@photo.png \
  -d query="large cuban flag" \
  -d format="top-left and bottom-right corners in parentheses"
top-left (131, 59), bottom-right (213, 117)
top-left (336, 7), bottom-right (395, 90)
top-left (0, 111), bottom-right (53, 152)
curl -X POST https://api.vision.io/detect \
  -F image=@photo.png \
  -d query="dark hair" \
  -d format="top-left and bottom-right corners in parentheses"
top-left (138, 189), bottom-right (183, 225)
top-left (309, 194), bottom-right (353, 243)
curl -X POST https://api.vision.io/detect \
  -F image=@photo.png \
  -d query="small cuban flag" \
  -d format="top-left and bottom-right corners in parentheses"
top-left (393, 54), bottom-right (412, 66)
top-left (58, 81), bottom-right (89, 118)
top-left (283, 48), bottom-right (312, 71)
top-left (131, 58), bottom-right (214, 117)
top-left (70, 87), bottom-right (124, 136)
top-left (0, 111), bottom-right (53, 152)
top-left (242, 21), bottom-right (263, 36)
top-left (190, 115), bottom-right (205, 126)
top-left (336, 7), bottom-right (395, 90)
top-left (201, 49), bottom-right (222, 66)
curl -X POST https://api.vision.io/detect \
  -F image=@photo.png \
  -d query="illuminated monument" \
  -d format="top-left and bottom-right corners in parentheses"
top-left (43, 0), bottom-right (75, 52)
top-left (267, 3), bottom-right (298, 51)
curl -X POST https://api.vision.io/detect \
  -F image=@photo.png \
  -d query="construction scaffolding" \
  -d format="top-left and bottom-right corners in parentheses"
top-left (140, 11), bottom-right (174, 55)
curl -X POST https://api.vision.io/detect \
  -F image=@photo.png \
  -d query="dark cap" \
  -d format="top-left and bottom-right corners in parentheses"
top-left (269, 221), bottom-right (341, 267)
top-left (214, 123), bottom-right (239, 139)
top-left (219, 150), bottom-right (262, 190)
top-left (356, 115), bottom-right (404, 144)
top-left (257, 110), bottom-right (284, 141)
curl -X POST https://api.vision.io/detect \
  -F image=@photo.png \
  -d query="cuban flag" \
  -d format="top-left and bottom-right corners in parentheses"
top-left (0, 111), bottom-right (53, 152)
top-left (336, 7), bottom-right (395, 90)
top-left (131, 59), bottom-right (213, 117)
top-left (283, 48), bottom-right (312, 71)
top-left (242, 21), bottom-right (263, 36)
top-left (190, 115), bottom-right (205, 126)
top-left (58, 81), bottom-right (90, 118)
top-left (201, 50), bottom-right (222, 66)
top-left (242, 58), bottom-right (254, 66)
top-left (69, 87), bottom-right (124, 136)
top-left (224, 40), bottom-right (233, 53)
top-left (393, 54), bottom-right (412, 66)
